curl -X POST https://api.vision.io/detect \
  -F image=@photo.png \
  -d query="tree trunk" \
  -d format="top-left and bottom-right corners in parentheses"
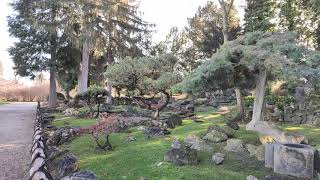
top-left (245, 69), bottom-right (286, 142)
top-left (249, 69), bottom-right (267, 125)
top-left (235, 88), bottom-right (245, 121)
top-left (106, 79), bottom-right (113, 104)
top-left (48, 4), bottom-right (58, 108)
top-left (219, 0), bottom-right (245, 121)
top-left (48, 68), bottom-right (57, 108)
top-left (78, 38), bottom-right (90, 94)
top-left (153, 91), bottom-right (171, 120)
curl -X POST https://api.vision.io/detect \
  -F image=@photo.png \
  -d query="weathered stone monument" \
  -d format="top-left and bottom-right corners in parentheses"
top-left (265, 143), bottom-right (315, 179)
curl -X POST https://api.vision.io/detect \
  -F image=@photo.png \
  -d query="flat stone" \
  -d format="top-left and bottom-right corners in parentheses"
top-left (184, 135), bottom-right (212, 151)
top-left (224, 139), bottom-right (245, 152)
top-left (203, 130), bottom-right (228, 143)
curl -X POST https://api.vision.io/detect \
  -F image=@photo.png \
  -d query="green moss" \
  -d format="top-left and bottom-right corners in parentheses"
top-left (53, 117), bottom-right (97, 128)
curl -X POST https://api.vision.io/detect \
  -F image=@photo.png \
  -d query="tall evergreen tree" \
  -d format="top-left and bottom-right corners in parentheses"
top-left (62, 0), bottom-right (151, 94)
top-left (278, 0), bottom-right (320, 48)
top-left (8, 0), bottom-right (63, 107)
top-left (243, 0), bottom-right (275, 32)
top-left (185, 1), bottom-right (240, 59)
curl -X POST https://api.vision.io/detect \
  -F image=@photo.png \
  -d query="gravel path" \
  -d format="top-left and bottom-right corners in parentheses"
top-left (0, 102), bottom-right (36, 180)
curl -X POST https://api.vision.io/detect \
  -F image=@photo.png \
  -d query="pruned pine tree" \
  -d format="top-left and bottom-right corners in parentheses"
top-left (179, 32), bottom-right (320, 142)
top-left (105, 54), bottom-right (182, 119)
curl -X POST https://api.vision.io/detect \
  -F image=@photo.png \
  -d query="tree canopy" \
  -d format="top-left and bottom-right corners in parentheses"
top-left (179, 31), bottom-right (320, 94)
top-left (105, 54), bottom-right (182, 118)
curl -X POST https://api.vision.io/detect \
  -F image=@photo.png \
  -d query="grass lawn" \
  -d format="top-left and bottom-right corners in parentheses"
top-left (52, 114), bottom-right (97, 128)
top-left (56, 110), bottom-right (320, 180)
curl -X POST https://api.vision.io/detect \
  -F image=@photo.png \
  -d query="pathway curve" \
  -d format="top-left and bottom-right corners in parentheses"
top-left (0, 102), bottom-right (36, 180)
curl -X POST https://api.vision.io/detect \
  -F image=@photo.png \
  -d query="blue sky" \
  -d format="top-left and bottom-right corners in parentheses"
top-left (0, 0), bottom-right (244, 82)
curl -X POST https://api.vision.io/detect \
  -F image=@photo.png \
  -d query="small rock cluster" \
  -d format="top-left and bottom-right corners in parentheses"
top-left (46, 127), bottom-right (78, 146)
top-left (63, 108), bottom-right (80, 116)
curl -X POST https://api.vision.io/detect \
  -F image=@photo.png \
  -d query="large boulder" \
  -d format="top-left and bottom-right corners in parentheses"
top-left (162, 114), bottom-right (182, 129)
top-left (273, 143), bottom-right (314, 179)
top-left (207, 125), bottom-right (235, 138)
top-left (50, 154), bottom-right (78, 179)
top-left (164, 141), bottom-right (199, 166)
top-left (224, 139), bottom-right (245, 152)
top-left (184, 135), bottom-right (212, 151)
top-left (203, 130), bottom-right (228, 143)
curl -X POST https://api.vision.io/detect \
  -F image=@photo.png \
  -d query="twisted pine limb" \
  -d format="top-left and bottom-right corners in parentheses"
top-left (133, 91), bottom-right (171, 119)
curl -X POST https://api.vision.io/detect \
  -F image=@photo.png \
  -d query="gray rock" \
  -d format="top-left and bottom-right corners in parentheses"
top-left (212, 153), bottom-right (225, 165)
top-left (58, 154), bottom-right (78, 177)
top-left (61, 170), bottom-right (96, 180)
top-left (226, 121), bottom-right (239, 130)
top-left (203, 130), bottom-right (228, 143)
top-left (127, 135), bottom-right (136, 142)
top-left (184, 135), bottom-right (212, 151)
top-left (247, 175), bottom-right (258, 180)
top-left (245, 144), bottom-right (264, 161)
top-left (164, 141), bottom-right (199, 166)
top-left (207, 125), bottom-right (235, 138)
top-left (255, 145), bottom-right (265, 161)
top-left (171, 139), bottom-right (181, 149)
top-left (224, 139), bottom-right (245, 152)
top-left (246, 144), bottom-right (258, 157)
top-left (162, 114), bottom-right (182, 129)
top-left (265, 143), bottom-right (275, 168)
top-left (143, 126), bottom-right (170, 138)
top-left (273, 143), bottom-right (314, 178)
top-left (63, 108), bottom-right (79, 116)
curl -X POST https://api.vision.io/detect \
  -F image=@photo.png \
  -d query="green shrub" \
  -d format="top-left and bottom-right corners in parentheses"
top-left (266, 94), bottom-right (295, 110)
top-left (75, 86), bottom-right (109, 113)
top-left (244, 96), bottom-right (255, 107)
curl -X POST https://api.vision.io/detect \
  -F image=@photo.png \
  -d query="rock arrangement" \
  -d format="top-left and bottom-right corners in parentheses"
top-left (29, 103), bottom-right (53, 180)
top-left (30, 103), bottom-right (96, 180)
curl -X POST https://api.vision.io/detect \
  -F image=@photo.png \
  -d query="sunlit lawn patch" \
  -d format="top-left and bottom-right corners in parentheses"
top-left (52, 117), bottom-right (97, 128)
top-left (60, 110), bottom-right (275, 180)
